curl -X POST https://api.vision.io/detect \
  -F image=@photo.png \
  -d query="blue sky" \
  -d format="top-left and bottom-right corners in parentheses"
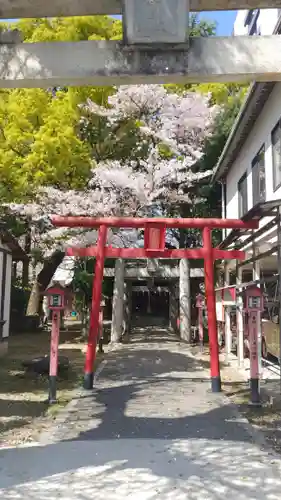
top-left (200, 11), bottom-right (237, 35)
top-left (112, 11), bottom-right (238, 36)
top-left (3, 11), bottom-right (237, 36)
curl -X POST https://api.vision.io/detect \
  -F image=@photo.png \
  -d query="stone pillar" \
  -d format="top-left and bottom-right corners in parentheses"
top-left (123, 281), bottom-right (132, 340)
top-left (179, 259), bottom-right (191, 342)
top-left (111, 259), bottom-right (125, 343)
top-left (169, 283), bottom-right (178, 333)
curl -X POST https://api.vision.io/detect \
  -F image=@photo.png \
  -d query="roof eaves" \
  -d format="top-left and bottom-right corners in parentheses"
top-left (212, 16), bottom-right (281, 184)
top-left (0, 228), bottom-right (28, 261)
top-left (212, 81), bottom-right (274, 183)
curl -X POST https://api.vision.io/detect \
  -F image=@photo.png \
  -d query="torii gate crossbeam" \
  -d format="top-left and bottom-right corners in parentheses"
top-left (2, 0), bottom-right (281, 87)
top-left (52, 215), bottom-right (259, 394)
top-left (3, 0), bottom-right (281, 19)
top-left (2, 36), bottom-right (281, 88)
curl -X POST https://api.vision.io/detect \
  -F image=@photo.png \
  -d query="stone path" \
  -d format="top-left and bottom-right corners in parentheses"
top-left (1, 329), bottom-right (281, 499)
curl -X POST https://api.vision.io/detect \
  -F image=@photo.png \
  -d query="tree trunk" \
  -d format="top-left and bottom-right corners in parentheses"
top-left (26, 281), bottom-right (41, 316)
top-left (26, 250), bottom-right (64, 316)
top-left (22, 227), bottom-right (31, 287)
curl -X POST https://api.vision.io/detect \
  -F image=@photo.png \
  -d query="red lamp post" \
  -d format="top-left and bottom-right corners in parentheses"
top-left (243, 286), bottom-right (264, 406)
top-left (46, 285), bottom-right (65, 403)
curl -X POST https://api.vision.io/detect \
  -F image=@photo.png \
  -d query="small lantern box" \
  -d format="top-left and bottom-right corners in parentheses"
top-left (244, 286), bottom-right (264, 313)
top-left (46, 285), bottom-right (65, 311)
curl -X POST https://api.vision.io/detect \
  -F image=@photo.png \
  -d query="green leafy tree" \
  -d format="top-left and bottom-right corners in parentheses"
top-left (0, 16), bottom-right (122, 315)
top-left (0, 89), bottom-right (93, 201)
top-left (0, 16), bottom-right (122, 202)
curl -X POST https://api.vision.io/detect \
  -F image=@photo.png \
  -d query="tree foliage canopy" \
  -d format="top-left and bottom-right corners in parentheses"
top-left (0, 15), bottom-right (249, 311)
top-left (0, 16), bottom-right (122, 202)
top-left (0, 14), bottom-right (246, 206)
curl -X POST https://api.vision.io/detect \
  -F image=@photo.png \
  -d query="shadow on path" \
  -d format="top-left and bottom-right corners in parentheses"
top-left (1, 331), bottom-right (281, 499)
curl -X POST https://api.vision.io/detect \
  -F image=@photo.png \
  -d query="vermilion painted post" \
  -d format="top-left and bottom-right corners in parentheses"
top-left (84, 224), bottom-right (108, 390)
top-left (52, 215), bottom-right (259, 231)
top-left (66, 246), bottom-right (245, 260)
top-left (248, 311), bottom-right (261, 405)
top-left (49, 311), bottom-right (61, 404)
top-left (202, 227), bottom-right (221, 393)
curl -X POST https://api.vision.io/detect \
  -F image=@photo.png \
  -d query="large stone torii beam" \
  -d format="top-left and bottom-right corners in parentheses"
top-left (2, 0), bottom-right (281, 19)
top-left (2, 36), bottom-right (281, 88)
top-left (2, 0), bottom-right (281, 85)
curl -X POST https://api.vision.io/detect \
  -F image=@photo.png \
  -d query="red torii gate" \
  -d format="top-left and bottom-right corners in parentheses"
top-left (52, 215), bottom-right (258, 393)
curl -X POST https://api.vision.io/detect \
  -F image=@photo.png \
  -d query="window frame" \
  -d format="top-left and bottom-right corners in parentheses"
top-left (271, 120), bottom-right (281, 192)
top-left (238, 172), bottom-right (248, 218)
top-left (251, 144), bottom-right (266, 206)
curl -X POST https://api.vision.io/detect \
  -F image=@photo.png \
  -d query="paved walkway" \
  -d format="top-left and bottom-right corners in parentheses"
top-left (1, 329), bottom-right (281, 499)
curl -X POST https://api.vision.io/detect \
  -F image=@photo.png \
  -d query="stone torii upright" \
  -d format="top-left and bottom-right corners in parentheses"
top-left (2, 0), bottom-right (281, 86)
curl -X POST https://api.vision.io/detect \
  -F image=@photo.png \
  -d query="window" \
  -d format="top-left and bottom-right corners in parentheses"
top-left (252, 145), bottom-right (265, 206)
top-left (272, 121), bottom-right (281, 190)
top-left (271, 305), bottom-right (279, 324)
top-left (244, 9), bottom-right (260, 35)
top-left (238, 173), bottom-right (248, 217)
top-left (244, 10), bottom-right (254, 27)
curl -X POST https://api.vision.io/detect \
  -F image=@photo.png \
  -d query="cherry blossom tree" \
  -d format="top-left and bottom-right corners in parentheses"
top-left (78, 85), bottom-right (218, 342)
top-left (5, 194), bottom-right (139, 315)
top-left (80, 84), bottom-right (217, 239)
top-left (4, 84), bottom-right (218, 316)
top-left (11, 84), bottom-right (217, 223)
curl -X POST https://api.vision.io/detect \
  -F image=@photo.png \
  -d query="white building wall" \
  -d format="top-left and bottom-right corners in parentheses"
top-left (225, 83), bottom-right (281, 246)
top-left (233, 9), bottom-right (280, 36)
top-left (258, 10), bottom-right (280, 34)
top-left (0, 236), bottom-right (13, 342)
top-left (3, 254), bottom-right (12, 339)
top-left (233, 10), bottom-right (249, 35)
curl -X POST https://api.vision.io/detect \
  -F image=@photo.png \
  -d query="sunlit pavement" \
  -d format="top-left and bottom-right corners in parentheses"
top-left (1, 329), bottom-right (281, 500)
